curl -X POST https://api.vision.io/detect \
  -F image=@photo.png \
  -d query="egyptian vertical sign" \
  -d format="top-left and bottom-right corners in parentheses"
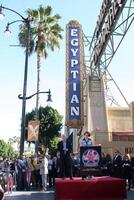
top-left (65, 20), bottom-right (84, 128)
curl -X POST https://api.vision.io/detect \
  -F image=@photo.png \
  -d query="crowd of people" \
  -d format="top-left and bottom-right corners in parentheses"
top-left (101, 150), bottom-right (134, 190)
top-left (0, 132), bottom-right (134, 194)
top-left (0, 153), bottom-right (62, 192)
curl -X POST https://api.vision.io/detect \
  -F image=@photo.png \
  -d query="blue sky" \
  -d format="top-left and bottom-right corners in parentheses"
top-left (0, 0), bottom-right (134, 141)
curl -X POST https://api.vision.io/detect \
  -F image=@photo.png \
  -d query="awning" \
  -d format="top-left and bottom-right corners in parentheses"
top-left (112, 132), bottom-right (134, 136)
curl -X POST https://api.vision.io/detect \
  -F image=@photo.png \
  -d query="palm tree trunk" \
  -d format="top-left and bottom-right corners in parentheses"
top-left (35, 31), bottom-right (42, 120)
top-left (35, 31), bottom-right (42, 155)
top-left (35, 52), bottom-right (41, 119)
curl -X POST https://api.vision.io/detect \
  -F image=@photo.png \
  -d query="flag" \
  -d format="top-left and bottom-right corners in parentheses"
top-left (27, 120), bottom-right (40, 142)
top-left (67, 132), bottom-right (73, 147)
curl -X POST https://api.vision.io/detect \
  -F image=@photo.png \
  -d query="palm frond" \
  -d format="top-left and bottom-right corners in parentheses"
top-left (44, 5), bottom-right (52, 16)
top-left (18, 4), bottom-right (63, 59)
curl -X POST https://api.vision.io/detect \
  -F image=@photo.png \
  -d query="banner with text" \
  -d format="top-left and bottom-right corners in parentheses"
top-left (65, 20), bottom-right (84, 128)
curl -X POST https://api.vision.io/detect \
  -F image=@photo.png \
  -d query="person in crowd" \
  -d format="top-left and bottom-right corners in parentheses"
top-left (15, 159), bottom-right (21, 191)
top-left (52, 156), bottom-right (58, 185)
top-left (101, 152), bottom-right (107, 176)
top-left (9, 160), bottom-right (15, 176)
top-left (105, 153), bottom-right (113, 176)
top-left (36, 157), bottom-right (42, 190)
top-left (30, 156), bottom-right (37, 189)
top-left (3, 159), bottom-right (10, 171)
top-left (48, 154), bottom-right (53, 188)
top-left (26, 157), bottom-right (32, 190)
top-left (100, 153), bottom-right (113, 176)
top-left (0, 184), bottom-right (4, 200)
top-left (7, 173), bottom-right (13, 194)
top-left (39, 154), bottom-right (48, 191)
top-left (80, 131), bottom-right (93, 147)
top-left (72, 153), bottom-right (80, 177)
top-left (131, 153), bottom-right (134, 188)
top-left (121, 154), bottom-right (132, 190)
top-left (113, 150), bottom-right (122, 178)
top-left (57, 134), bottom-right (73, 179)
top-left (56, 151), bottom-right (62, 178)
top-left (16, 155), bottom-right (29, 191)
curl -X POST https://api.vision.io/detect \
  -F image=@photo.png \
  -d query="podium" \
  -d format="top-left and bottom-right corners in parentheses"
top-left (80, 145), bottom-right (102, 177)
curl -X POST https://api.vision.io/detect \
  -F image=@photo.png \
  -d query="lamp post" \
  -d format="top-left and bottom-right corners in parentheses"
top-left (0, 5), bottom-right (32, 156)
top-left (18, 89), bottom-right (52, 155)
top-left (18, 89), bottom-right (52, 101)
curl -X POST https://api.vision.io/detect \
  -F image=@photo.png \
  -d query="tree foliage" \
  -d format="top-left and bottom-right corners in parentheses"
top-left (25, 106), bottom-right (63, 152)
top-left (49, 136), bottom-right (61, 155)
top-left (18, 5), bottom-right (63, 57)
top-left (0, 139), bottom-right (18, 159)
top-left (8, 136), bottom-right (20, 154)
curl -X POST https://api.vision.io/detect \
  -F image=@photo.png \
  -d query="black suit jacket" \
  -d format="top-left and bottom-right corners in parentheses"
top-left (57, 140), bottom-right (72, 157)
top-left (113, 154), bottom-right (122, 166)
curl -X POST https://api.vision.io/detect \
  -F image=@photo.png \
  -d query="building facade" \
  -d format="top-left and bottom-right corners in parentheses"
top-left (82, 76), bottom-right (134, 156)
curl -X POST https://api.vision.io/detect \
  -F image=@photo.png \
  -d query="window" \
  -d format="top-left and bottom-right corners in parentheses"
top-left (119, 136), bottom-right (128, 141)
top-left (113, 135), bottom-right (119, 141)
top-left (128, 136), bottom-right (134, 141)
top-left (125, 148), bottom-right (134, 154)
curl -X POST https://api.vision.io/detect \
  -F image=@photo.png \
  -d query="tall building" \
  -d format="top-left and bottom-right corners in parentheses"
top-left (83, 76), bottom-right (134, 155)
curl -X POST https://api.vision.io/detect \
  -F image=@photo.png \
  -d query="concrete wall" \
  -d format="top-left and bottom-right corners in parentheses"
top-left (86, 76), bottom-right (108, 143)
top-left (107, 107), bottom-right (132, 132)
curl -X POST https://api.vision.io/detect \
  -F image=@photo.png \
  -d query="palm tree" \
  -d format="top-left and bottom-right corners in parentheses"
top-left (18, 5), bottom-right (63, 118)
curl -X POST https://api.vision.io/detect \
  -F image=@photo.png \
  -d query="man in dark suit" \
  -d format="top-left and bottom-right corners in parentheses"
top-left (113, 150), bottom-right (122, 178)
top-left (57, 134), bottom-right (73, 179)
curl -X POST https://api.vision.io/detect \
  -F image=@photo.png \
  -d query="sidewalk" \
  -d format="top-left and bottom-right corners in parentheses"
top-left (3, 188), bottom-right (134, 200)
top-left (127, 189), bottom-right (134, 200)
top-left (3, 191), bottom-right (55, 200)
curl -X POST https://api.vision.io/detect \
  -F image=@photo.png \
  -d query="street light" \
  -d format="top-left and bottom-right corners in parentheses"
top-left (18, 89), bottom-right (52, 102)
top-left (18, 89), bottom-right (52, 155)
top-left (0, 5), bottom-right (32, 156)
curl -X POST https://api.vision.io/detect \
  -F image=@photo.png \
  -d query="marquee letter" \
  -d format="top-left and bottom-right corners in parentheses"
top-left (71, 59), bottom-right (78, 67)
top-left (73, 82), bottom-right (77, 91)
top-left (71, 39), bottom-right (79, 46)
top-left (71, 29), bottom-right (78, 36)
top-left (71, 70), bottom-right (79, 79)
top-left (71, 95), bottom-right (79, 103)
top-left (71, 48), bottom-right (78, 56)
top-left (71, 107), bottom-right (79, 116)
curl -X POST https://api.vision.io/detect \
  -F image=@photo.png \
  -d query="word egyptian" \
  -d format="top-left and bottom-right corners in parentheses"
top-left (69, 27), bottom-right (81, 118)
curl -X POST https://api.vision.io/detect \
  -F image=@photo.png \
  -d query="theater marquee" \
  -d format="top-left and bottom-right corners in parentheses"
top-left (65, 20), bottom-right (84, 128)
top-left (91, 0), bottom-right (127, 68)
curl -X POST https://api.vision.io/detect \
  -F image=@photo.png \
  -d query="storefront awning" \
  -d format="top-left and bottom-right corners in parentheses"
top-left (112, 132), bottom-right (134, 136)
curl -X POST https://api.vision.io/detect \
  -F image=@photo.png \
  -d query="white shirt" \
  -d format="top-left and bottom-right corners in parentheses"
top-left (40, 157), bottom-right (48, 175)
top-left (48, 159), bottom-right (53, 170)
top-left (80, 138), bottom-right (93, 147)
top-left (63, 141), bottom-right (67, 150)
